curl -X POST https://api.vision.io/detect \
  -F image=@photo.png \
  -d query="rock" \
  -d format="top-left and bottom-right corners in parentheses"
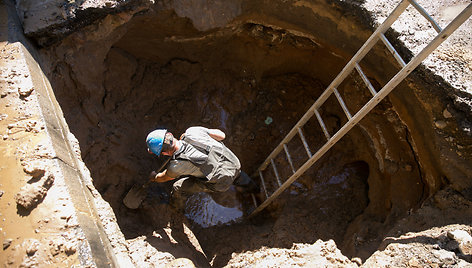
top-left (447, 230), bottom-right (472, 243)
top-left (3, 238), bottom-right (13, 249)
top-left (0, 190), bottom-right (4, 197)
top-left (14, 174), bottom-right (55, 209)
top-left (351, 257), bottom-right (362, 265)
top-left (23, 162), bottom-right (46, 179)
top-left (49, 238), bottom-right (64, 256)
top-left (408, 257), bottom-right (421, 268)
top-left (443, 108), bottom-right (453, 118)
top-left (64, 242), bottom-right (76, 255)
top-left (15, 184), bottom-right (48, 209)
top-left (435, 120), bottom-right (447, 129)
top-left (447, 230), bottom-right (472, 256)
top-left (164, 258), bottom-right (195, 268)
top-left (432, 249), bottom-right (456, 265)
top-left (25, 239), bottom-right (40, 256)
top-left (18, 86), bottom-right (34, 98)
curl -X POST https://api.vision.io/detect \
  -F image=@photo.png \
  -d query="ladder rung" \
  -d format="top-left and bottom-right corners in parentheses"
top-left (333, 88), bottom-right (352, 120)
top-left (314, 109), bottom-right (331, 140)
top-left (251, 193), bottom-right (257, 208)
top-left (258, 170), bottom-right (269, 199)
top-left (408, 0), bottom-right (442, 33)
top-left (283, 144), bottom-right (296, 174)
top-left (270, 159), bottom-right (283, 187)
top-left (297, 128), bottom-right (313, 158)
top-left (355, 63), bottom-right (378, 96)
top-left (379, 33), bottom-right (407, 67)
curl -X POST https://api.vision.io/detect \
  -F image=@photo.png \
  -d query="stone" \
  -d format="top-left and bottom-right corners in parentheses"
top-left (64, 242), bottom-right (76, 255)
top-left (351, 257), bottom-right (362, 265)
top-left (447, 230), bottom-right (472, 256)
top-left (432, 249), bottom-right (456, 265)
top-left (3, 238), bottom-right (13, 249)
top-left (23, 162), bottom-right (46, 179)
top-left (443, 108), bottom-right (453, 119)
top-left (49, 239), bottom-right (62, 256)
top-left (25, 239), bottom-right (40, 256)
top-left (164, 258), bottom-right (195, 268)
top-left (447, 230), bottom-right (472, 243)
top-left (408, 258), bottom-right (421, 268)
top-left (18, 86), bottom-right (34, 98)
top-left (435, 120), bottom-right (447, 129)
top-left (15, 173), bottom-right (55, 209)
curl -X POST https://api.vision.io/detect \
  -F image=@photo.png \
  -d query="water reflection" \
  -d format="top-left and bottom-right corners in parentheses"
top-left (185, 189), bottom-right (243, 228)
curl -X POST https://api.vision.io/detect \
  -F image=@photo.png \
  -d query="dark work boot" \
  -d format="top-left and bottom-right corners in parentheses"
top-left (233, 171), bottom-right (260, 194)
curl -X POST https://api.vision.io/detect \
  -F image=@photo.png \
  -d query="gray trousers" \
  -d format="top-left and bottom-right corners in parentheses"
top-left (169, 171), bottom-right (259, 211)
top-left (169, 176), bottom-right (229, 211)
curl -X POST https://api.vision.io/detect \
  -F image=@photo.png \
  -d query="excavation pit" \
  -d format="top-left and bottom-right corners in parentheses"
top-left (32, 1), bottom-right (472, 267)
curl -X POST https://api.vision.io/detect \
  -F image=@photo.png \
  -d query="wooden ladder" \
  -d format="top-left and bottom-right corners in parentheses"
top-left (249, 0), bottom-right (472, 217)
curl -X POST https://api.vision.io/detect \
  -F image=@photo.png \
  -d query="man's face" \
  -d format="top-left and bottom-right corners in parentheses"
top-left (160, 132), bottom-right (175, 156)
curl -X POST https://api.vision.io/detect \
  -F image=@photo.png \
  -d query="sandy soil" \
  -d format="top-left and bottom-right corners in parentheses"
top-left (0, 23), bottom-right (87, 268)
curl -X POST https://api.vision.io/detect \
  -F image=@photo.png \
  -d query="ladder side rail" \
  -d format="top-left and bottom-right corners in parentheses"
top-left (254, 0), bottom-right (410, 173)
top-left (250, 3), bottom-right (472, 217)
top-left (407, 0), bottom-right (442, 33)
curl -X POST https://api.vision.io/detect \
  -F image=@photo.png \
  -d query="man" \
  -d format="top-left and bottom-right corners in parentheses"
top-left (146, 126), bottom-right (258, 211)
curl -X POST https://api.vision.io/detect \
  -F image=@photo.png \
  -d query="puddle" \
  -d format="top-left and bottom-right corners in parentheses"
top-left (184, 188), bottom-right (243, 228)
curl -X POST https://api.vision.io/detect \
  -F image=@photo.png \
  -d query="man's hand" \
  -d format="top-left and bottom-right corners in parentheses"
top-left (149, 170), bottom-right (174, 183)
top-left (149, 171), bottom-right (158, 181)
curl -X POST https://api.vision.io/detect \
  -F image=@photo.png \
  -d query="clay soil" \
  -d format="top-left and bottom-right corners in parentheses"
top-left (2, 0), bottom-right (472, 267)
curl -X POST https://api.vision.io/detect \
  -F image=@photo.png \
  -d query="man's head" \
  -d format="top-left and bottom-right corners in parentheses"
top-left (146, 129), bottom-right (175, 156)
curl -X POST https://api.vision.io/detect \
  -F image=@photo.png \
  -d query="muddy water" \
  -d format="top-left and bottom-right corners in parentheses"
top-left (185, 188), bottom-right (243, 228)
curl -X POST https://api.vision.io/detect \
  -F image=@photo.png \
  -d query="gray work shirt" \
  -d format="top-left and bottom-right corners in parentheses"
top-left (166, 140), bottom-right (205, 178)
top-left (166, 127), bottom-right (224, 178)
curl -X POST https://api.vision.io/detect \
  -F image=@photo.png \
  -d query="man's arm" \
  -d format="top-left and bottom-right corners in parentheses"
top-left (208, 128), bottom-right (226, 141)
top-left (149, 170), bottom-right (175, 183)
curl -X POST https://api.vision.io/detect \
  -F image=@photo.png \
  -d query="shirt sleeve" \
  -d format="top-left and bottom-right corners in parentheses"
top-left (185, 126), bottom-right (222, 149)
top-left (185, 126), bottom-right (209, 138)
